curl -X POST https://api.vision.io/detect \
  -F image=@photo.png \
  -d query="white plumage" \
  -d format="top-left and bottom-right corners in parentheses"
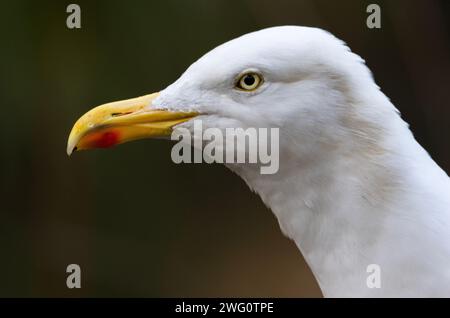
top-left (69, 26), bottom-right (450, 297)
top-left (153, 26), bottom-right (450, 297)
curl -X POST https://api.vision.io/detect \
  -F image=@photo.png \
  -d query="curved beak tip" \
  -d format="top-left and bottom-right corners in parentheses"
top-left (66, 146), bottom-right (75, 156)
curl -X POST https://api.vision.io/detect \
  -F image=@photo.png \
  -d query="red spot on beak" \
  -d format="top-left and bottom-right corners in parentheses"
top-left (94, 130), bottom-right (120, 148)
top-left (78, 129), bottom-right (121, 150)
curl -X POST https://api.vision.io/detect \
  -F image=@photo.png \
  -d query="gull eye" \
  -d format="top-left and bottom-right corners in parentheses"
top-left (236, 73), bottom-right (262, 91)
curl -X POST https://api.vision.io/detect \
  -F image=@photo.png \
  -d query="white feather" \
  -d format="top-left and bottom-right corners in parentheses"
top-left (153, 26), bottom-right (450, 297)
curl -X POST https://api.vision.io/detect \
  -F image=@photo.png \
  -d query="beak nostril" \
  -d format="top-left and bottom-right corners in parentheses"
top-left (111, 111), bottom-right (132, 117)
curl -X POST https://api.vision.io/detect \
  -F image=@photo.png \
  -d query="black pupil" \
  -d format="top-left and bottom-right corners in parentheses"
top-left (243, 74), bottom-right (255, 86)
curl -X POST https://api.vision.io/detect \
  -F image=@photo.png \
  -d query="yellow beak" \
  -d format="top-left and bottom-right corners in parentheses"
top-left (67, 92), bottom-right (197, 155)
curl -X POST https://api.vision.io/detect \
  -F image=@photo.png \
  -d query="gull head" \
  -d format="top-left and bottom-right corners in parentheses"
top-left (67, 25), bottom-right (393, 171)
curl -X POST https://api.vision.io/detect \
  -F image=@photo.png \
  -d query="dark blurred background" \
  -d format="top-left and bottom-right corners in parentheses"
top-left (0, 0), bottom-right (449, 297)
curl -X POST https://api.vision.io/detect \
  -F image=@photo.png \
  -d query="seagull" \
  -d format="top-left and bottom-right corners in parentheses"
top-left (67, 26), bottom-right (450, 297)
